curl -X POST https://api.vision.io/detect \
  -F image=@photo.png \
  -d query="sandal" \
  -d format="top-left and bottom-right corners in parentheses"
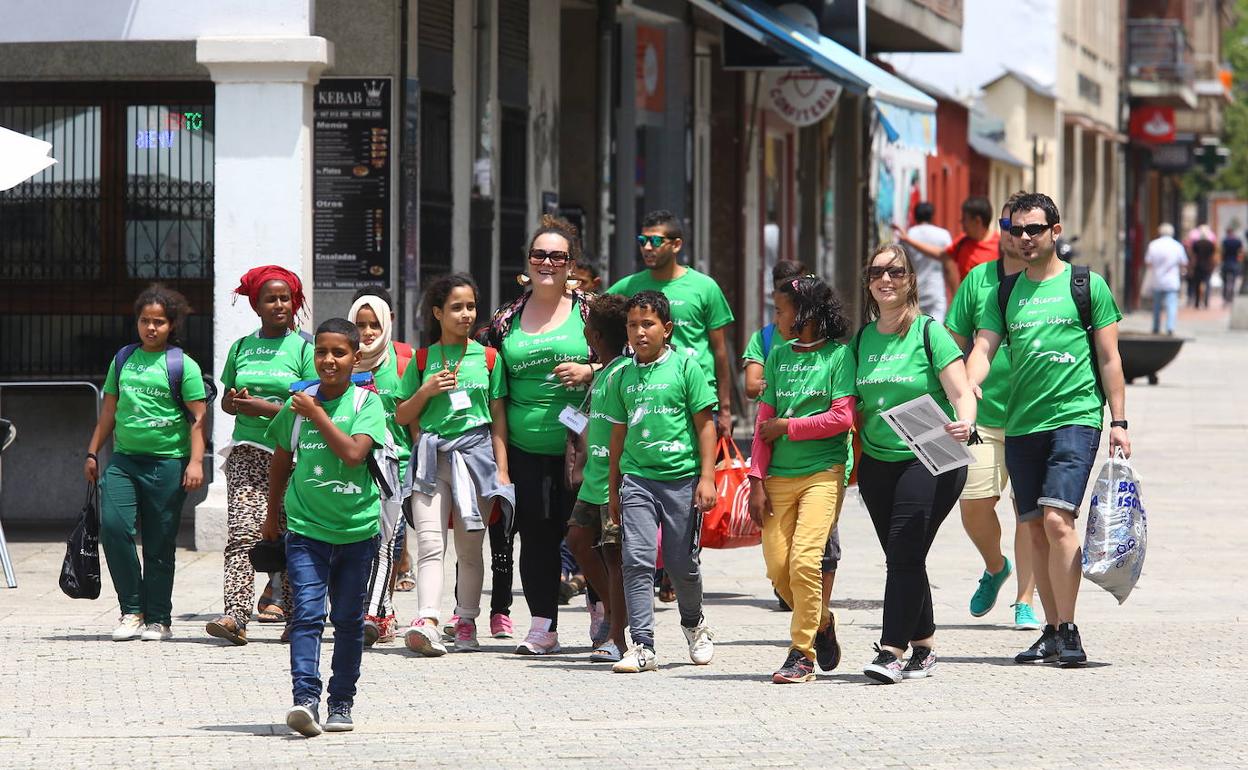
top-left (205, 616), bottom-right (248, 646)
top-left (395, 570), bottom-right (416, 592)
top-left (256, 601), bottom-right (285, 624)
top-left (658, 573), bottom-right (676, 603)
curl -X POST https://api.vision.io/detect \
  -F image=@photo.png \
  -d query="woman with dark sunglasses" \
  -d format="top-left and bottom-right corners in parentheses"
top-left (479, 214), bottom-right (599, 654)
top-left (853, 243), bottom-right (977, 684)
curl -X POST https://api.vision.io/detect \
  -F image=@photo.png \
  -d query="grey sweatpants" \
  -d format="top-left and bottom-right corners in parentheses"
top-left (620, 474), bottom-right (704, 649)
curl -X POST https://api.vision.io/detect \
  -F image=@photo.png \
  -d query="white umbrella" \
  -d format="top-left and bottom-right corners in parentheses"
top-left (0, 125), bottom-right (57, 191)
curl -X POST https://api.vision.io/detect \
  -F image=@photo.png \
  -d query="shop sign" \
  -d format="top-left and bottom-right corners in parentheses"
top-left (636, 26), bottom-right (666, 114)
top-left (766, 70), bottom-right (840, 127)
top-left (1129, 106), bottom-right (1176, 144)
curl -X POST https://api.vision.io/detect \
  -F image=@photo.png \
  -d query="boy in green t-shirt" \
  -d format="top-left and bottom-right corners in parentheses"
top-left (604, 291), bottom-right (718, 674)
top-left (262, 318), bottom-right (386, 738)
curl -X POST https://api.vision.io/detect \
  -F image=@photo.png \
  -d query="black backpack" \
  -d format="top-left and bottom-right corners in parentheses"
top-left (111, 344), bottom-right (218, 422)
top-left (852, 315), bottom-right (935, 368)
top-left (996, 264), bottom-right (1103, 404)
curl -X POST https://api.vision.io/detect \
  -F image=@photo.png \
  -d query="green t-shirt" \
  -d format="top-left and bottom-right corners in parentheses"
top-left (603, 347), bottom-right (717, 481)
top-left (855, 318), bottom-right (964, 462)
top-left (742, 328), bottom-right (766, 365)
top-left (370, 344), bottom-right (414, 477)
top-left (761, 339), bottom-right (857, 477)
top-left (980, 263), bottom-right (1122, 436)
top-left (399, 340), bottom-right (508, 440)
top-left (577, 356), bottom-right (632, 505)
top-left (607, 267), bottom-right (734, 390)
top-left (945, 262), bottom-right (1011, 429)
top-left (103, 348), bottom-right (207, 458)
top-left (500, 302), bottom-right (590, 455)
top-left (220, 330), bottom-right (316, 449)
top-left (267, 384), bottom-right (386, 545)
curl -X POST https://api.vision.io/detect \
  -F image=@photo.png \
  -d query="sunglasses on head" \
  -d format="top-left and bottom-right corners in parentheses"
top-left (636, 234), bottom-right (674, 249)
top-left (1007, 223), bottom-right (1053, 238)
top-left (528, 250), bottom-right (570, 266)
top-left (867, 266), bottom-right (908, 281)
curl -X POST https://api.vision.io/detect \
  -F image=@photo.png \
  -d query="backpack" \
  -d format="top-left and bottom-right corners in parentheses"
top-left (289, 383), bottom-right (404, 504)
top-left (112, 344), bottom-right (217, 423)
top-left (393, 341), bottom-right (414, 377)
top-left (760, 323), bottom-right (777, 360)
top-left (852, 315), bottom-right (935, 369)
top-left (414, 344), bottom-right (498, 376)
top-left (996, 263), bottom-right (1104, 404)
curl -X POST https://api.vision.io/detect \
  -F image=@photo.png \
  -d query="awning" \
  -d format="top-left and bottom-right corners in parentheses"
top-left (692, 0), bottom-right (937, 152)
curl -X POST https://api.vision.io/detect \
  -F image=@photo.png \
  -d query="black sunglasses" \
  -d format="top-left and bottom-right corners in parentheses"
top-left (1008, 223), bottom-right (1053, 238)
top-left (866, 266), bottom-right (908, 281)
top-left (528, 250), bottom-right (570, 266)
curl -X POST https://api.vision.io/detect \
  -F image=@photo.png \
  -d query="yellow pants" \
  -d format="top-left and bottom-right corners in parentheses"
top-left (763, 468), bottom-right (844, 660)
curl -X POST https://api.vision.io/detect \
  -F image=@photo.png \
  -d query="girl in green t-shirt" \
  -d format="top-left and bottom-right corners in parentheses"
top-left (207, 265), bottom-right (313, 646)
top-left (85, 285), bottom-right (207, 644)
top-left (395, 273), bottom-right (510, 655)
top-left (855, 243), bottom-right (977, 685)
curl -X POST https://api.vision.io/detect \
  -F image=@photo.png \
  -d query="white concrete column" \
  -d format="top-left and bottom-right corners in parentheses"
top-left (193, 36), bottom-right (332, 550)
top-left (1069, 123), bottom-right (1084, 237)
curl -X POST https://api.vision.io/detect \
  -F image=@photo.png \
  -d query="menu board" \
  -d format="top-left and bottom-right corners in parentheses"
top-left (312, 77), bottom-right (391, 289)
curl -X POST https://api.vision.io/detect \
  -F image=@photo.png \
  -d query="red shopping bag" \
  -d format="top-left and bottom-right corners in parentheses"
top-left (701, 437), bottom-right (762, 549)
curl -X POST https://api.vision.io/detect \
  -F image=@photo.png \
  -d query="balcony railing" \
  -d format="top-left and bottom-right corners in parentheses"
top-left (1128, 19), bottom-right (1193, 83)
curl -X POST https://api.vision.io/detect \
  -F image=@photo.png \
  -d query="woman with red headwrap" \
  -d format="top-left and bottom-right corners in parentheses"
top-left (205, 266), bottom-right (316, 645)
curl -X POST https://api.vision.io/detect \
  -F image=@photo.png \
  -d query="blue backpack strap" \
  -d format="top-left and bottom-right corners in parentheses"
top-left (297, 330), bottom-right (314, 344)
top-left (760, 323), bottom-right (776, 359)
top-left (165, 346), bottom-right (190, 421)
top-left (111, 343), bottom-right (142, 391)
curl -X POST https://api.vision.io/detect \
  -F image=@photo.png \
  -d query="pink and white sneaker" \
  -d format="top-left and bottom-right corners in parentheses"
top-left (490, 612), bottom-right (514, 639)
top-left (514, 618), bottom-right (561, 655)
top-left (442, 614), bottom-right (460, 640)
top-left (453, 618), bottom-right (480, 652)
top-left (403, 618), bottom-right (448, 657)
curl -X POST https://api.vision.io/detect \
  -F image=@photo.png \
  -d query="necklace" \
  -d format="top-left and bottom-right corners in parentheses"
top-left (791, 337), bottom-right (827, 348)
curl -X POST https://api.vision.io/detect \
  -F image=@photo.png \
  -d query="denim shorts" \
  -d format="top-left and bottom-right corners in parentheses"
top-left (1004, 425), bottom-right (1101, 522)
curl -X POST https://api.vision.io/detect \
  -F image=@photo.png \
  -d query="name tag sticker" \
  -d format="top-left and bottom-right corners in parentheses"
top-left (448, 390), bottom-right (472, 411)
top-left (558, 405), bottom-right (589, 435)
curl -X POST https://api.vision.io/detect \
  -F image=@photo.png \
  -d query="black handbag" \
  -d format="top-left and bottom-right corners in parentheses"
top-left (59, 483), bottom-right (101, 600)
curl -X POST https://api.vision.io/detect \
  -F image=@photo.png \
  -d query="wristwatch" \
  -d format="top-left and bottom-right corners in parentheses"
top-left (1109, 420), bottom-right (1128, 429)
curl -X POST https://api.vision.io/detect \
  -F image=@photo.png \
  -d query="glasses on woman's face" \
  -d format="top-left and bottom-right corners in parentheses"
top-left (528, 250), bottom-right (570, 266)
top-left (867, 265), bottom-right (908, 282)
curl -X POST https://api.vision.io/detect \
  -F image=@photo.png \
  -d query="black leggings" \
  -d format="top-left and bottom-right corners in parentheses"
top-left (858, 454), bottom-right (966, 649)
top-left (498, 444), bottom-right (574, 630)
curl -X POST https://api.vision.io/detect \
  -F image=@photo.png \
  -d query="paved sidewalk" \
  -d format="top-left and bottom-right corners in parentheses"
top-left (1, 311), bottom-right (1245, 768)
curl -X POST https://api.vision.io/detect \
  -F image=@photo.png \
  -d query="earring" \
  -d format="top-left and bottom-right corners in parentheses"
top-left (516, 274), bottom-right (532, 286)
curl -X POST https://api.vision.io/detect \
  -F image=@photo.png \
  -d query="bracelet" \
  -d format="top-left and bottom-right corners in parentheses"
top-left (86, 452), bottom-right (98, 462)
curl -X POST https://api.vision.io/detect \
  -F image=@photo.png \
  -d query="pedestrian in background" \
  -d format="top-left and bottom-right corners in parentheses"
top-left (1187, 224), bottom-right (1216, 308)
top-left (1145, 224), bottom-right (1187, 335)
top-left (1221, 226), bottom-right (1242, 304)
top-left (902, 202), bottom-right (954, 322)
top-left (85, 285), bottom-right (207, 643)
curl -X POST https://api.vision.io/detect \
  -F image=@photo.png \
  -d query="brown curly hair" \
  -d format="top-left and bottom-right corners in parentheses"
top-left (526, 213), bottom-right (582, 263)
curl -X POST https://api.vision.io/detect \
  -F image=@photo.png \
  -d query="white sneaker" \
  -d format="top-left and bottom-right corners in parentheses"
top-left (140, 623), bottom-right (172, 642)
top-left (403, 620), bottom-right (448, 657)
top-left (589, 640), bottom-right (623, 663)
top-left (513, 628), bottom-right (561, 656)
top-left (682, 622), bottom-right (715, 665)
top-left (612, 644), bottom-right (658, 673)
top-left (111, 614), bottom-right (145, 642)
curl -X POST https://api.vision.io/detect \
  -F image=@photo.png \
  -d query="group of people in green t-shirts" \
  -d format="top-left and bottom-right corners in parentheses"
top-left (81, 192), bottom-right (1132, 734)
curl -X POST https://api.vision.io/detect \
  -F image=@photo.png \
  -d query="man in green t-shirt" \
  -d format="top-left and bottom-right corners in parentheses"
top-left (604, 291), bottom-right (718, 674)
top-left (967, 193), bottom-right (1131, 669)
top-left (262, 318), bottom-right (385, 738)
top-left (607, 210), bottom-right (735, 437)
top-left (945, 194), bottom-right (1040, 631)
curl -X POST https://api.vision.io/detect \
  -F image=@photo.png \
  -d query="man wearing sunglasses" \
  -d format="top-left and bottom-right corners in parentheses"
top-left (606, 210), bottom-right (735, 437)
top-left (896, 196), bottom-right (998, 299)
top-left (967, 193), bottom-right (1130, 669)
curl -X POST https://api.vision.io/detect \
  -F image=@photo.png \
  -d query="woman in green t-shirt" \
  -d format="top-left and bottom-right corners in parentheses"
top-left (855, 243), bottom-right (977, 685)
top-left (479, 214), bottom-right (598, 655)
top-left (206, 266), bottom-right (314, 646)
top-left (85, 285), bottom-right (207, 643)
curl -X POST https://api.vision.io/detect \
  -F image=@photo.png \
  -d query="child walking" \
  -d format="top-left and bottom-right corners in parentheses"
top-left (395, 273), bottom-right (513, 655)
top-left (263, 318), bottom-right (387, 737)
top-left (605, 290), bottom-right (718, 673)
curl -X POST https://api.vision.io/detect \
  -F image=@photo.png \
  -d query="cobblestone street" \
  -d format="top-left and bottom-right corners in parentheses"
top-left (1, 311), bottom-right (1245, 769)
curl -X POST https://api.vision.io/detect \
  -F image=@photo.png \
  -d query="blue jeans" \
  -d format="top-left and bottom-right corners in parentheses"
top-left (285, 531), bottom-right (380, 706)
top-left (1004, 425), bottom-right (1101, 522)
top-left (1151, 289), bottom-right (1179, 334)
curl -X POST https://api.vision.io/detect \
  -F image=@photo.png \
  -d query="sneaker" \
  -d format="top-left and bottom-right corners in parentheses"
top-left (453, 618), bottom-right (480, 652)
top-left (442, 614), bottom-right (460, 640)
top-left (682, 621), bottom-right (715, 665)
top-left (969, 556), bottom-right (1013, 617)
top-left (901, 646), bottom-right (937, 680)
top-left (205, 616), bottom-right (247, 646)
top-left (589, 641), bottom-right (622, 663)
top-left (1012, 602), bottom-right (1043, 631)
top-left (1014, 624), bottom-right (1060, 664)
top-left (1057, 622), bottom-right (1087, 667)
top-left (813, 612), bottom-right (841, 672)
top-left (772, 649), bottom-right (816, 684)
top-left (514, 628), bottom-right (561, 656)
top-left (111, 614), bottom-right (145, 642)
top-left (774, 589), bottom-right (792, 612)
top-left (588, 600), bottom-right (608, 647)
top-left (364, 614), bottom-right (397, 647)
top-left (286, 701), bottom-right (322, 737)
top-left (140, 623), bottom-right (172, 642)
top-left (490, 612), bottom-right (514, 639)
top-left (403, 619), bottom-right (448, 657)
top-left (324, 703), bottom-right (353, 732)
top-left (863, 644), bottom-right (904, 684)
top-left (612, 644), bottom-right (658, 673)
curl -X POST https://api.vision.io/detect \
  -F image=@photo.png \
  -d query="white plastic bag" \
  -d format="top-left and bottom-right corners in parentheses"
top-left (1082, 450), bottom-right (1147, 604)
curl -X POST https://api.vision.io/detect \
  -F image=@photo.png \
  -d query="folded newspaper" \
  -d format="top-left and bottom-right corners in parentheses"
top-left (880, 394), bottom-right (975, 476)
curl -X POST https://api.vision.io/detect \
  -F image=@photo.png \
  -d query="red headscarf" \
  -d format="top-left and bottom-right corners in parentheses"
top-left (233, 265), bottom-right (306, 322)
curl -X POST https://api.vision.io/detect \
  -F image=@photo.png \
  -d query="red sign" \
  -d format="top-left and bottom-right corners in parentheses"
top-left (635, 26), bottom-right (666, 114)
top-left (1129, 106), bottom-right (1176, 144)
